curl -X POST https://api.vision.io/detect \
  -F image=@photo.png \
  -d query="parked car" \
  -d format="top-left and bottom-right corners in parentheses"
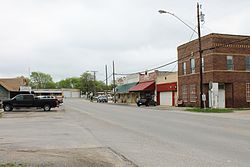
top-left (2, 94), bottom-right (59, 111)
top-left (136, 98), bottom-right (157, 107)
top-left (97, 95), bottom-right (108, 103)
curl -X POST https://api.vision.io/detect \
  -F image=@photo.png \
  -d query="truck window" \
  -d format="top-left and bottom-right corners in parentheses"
top-left (15, 95), bottom-right (24, 101)
top-left (23, 95), bottom-right (33, 100)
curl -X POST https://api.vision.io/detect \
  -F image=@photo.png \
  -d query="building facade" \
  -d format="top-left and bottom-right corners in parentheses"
top-left (178, 33), bottom-right (250, 108)
top-left (156, 72), bottom-right (178, 106)
top-left (115, 74), bottom-right (139, 103)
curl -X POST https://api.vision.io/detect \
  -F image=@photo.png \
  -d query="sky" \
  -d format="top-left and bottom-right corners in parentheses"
top-left (0, 0), bottom-right (249, 82)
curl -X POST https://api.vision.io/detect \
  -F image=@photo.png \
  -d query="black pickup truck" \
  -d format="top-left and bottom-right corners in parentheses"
top-left (2, 94), bottom-right (59, 111)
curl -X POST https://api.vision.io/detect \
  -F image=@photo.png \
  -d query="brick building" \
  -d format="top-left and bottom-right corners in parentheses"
top-left (178, 33), bottom-right (250, 108)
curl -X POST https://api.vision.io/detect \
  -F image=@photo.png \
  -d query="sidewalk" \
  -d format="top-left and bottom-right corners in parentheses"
top-left (107, 101), bottom-right (187, 111)
top-left (107, 101), bottom-right (250, 121)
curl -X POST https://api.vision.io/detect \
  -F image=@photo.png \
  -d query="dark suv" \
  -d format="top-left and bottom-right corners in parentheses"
top-left (136, 98), bottom-right (157, 107)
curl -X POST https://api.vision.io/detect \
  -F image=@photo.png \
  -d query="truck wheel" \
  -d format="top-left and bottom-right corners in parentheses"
top-left (43, 104), bottom-right (51, 111)
top-left (4, 104), bottom-right (13, 111)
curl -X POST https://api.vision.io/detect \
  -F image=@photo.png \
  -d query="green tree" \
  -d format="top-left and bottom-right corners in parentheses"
top-left (80, 72), bottom-right (94, 93)
top-left (57, 77), bottom-right (81, 89)
top-left (30, 72), bottom-right (56, 89)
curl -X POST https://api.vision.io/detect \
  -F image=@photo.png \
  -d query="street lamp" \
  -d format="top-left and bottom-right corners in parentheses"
top-left (158, 10), bottom-right (198, 34)
top-left (159, 3), bottom-right (204, 108)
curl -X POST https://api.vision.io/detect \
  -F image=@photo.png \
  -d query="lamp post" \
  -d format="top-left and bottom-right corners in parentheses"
top-left (159, 3), bottom-right (204, 108)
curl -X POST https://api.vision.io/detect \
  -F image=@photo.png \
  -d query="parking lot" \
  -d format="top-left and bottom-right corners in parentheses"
top-left (0, 107), bottom-right (136, 167)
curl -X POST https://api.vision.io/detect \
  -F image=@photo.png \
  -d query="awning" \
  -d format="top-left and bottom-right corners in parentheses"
top-left (129, 81), bottom-right (155, 92)
top-left (116, 82), bottom-right (138, 94)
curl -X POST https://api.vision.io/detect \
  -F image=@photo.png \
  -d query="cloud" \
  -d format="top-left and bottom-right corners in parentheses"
top-left (0, 0), bottom-right (249, 82)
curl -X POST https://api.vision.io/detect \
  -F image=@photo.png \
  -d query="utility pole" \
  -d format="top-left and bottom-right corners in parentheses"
top-left (112, 61), bottom-right (116, 103)
top-left (91, 70), bottom-right (98, 96)
top-left (105, 65), bottom-right (108, 96)
top-left (105, 65), bottom-right (108, 86)
top-left (197, 2), bottom-right (203, 108)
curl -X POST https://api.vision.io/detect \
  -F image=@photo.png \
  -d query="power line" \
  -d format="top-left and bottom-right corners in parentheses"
top-left (115, 36), bottom-right (250, 76)
top-left (101, 74), bottom-right (112, 83)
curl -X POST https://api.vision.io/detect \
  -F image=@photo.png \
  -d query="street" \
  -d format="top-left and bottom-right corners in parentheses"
top-left (0, 99), bottom-right (250, 167)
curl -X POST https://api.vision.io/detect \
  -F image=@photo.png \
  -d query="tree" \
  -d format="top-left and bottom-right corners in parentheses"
top-left (56, 77), bottom-right (81, 89)
top-left (80, 72), bottom-right (94, 93)
top-left (30, 72), bottom-right (56, 89)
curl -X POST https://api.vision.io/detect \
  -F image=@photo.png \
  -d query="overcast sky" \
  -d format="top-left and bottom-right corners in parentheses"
top-left (0, 0), bottom-right (249, 82)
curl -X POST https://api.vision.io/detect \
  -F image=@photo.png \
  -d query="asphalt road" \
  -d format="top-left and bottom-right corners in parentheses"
top-left (0, 99), bottom-right (249, 167)
top-left (64, 99), bottom-right (250, 167)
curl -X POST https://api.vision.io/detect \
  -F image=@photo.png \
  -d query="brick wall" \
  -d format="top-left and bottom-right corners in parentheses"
top-left (178, 33), bottom-right (250, 108)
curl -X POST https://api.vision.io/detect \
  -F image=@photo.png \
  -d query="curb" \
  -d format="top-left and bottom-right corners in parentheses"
top-left (107, 102), bottom-right (187, 111)
top-left (0, 110), bottom-right (3, 117)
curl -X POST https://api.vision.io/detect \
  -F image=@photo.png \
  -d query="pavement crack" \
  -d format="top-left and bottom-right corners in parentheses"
top-left (107, 147), bottom-right (139, 167)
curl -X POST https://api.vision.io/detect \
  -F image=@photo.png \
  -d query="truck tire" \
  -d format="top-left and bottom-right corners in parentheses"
top-left (43, 104), bottom-right (51, 111)
top-left (3, 104), bottom-right (13, 111)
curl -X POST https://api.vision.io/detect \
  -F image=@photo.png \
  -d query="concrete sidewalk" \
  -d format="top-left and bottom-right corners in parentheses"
top-left (107, 101), bottom-right (250, 121)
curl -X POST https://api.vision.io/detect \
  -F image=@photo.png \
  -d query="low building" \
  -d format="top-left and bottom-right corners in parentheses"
top-left (129, 70), bottom-right (177, 106)
top-left (33, 89), bottom-right (63, 97)
top-left (115, 74), bottom-right (140, 103)
top-left (178, 33), bottom-right (250, 108)
top-left (33, 88), bottom-right (81, 98)
top-left (0, 76), bottom-right (28, 101)
top-left (129, 71), bottom-right (157, 101)
top-left (116, 82), bottom-right (138, 103)
top-left (62, 89), bottom-right (81, 98)
top-left (156, 72), bottom-right (178, 106)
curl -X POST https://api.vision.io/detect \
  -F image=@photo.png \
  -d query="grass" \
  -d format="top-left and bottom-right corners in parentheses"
top-left (0, 163), bottom-right (26, 167)
top-left (186, 108), bottom-right (234, 113)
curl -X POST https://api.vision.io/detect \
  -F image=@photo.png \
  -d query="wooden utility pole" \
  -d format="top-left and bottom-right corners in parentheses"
top-left (197, 3), bottom-right (203, 108)
top-left (105, 65), bottom-right (108, 86)
top-left (105, 65), bottom-right (108, 96)
top-left (112, 61), bottom-right (116, 103)
top-left (91, 70), bottom-right (98, 96)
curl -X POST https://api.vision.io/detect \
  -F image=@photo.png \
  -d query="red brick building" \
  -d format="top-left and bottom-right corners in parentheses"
top-left (178, 33), bottom-right (250, 108)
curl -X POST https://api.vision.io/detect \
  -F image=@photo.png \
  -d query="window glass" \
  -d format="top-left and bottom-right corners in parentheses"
top-left (246, 83), bottom-right (250, 102)
top-left (202, 57), bottom-right (204, 72)
top-left (182, 62), bottom-right (186, 75)
top-left (190, 84), bottom-right (197, 102)
top-left (15, 95), bottom-right (23, 101)
top-left (190, 58), bottom-right (195, 73)
top-left (246, 56), bottom-right (250, 71)
top-left (182, 85), bottom-right (188, 102)
top-left (23, 95), bottom-right (33, 100)
top-left (227, 56), bottom-right (233, 70)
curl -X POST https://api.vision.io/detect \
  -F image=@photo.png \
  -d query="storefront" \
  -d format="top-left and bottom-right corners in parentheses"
top-left (156, 82), bottom-right (177, 106)
top-left (129, 81), bottom-right (155, 100)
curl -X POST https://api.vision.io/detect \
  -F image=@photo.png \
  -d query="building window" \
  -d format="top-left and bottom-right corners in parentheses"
top-left (190, 58), bottom-right (195, 73)
top-left (227, 56), bottom-right (234, 70)
top-left (182, 62), bottom-right (186, 75)
top-left (247, 83), bottom-right (250, 102)
top-left (202, 57), bottom-right (204, 72)
top-left (182, 85), bottom-right (188, 102)
top-left (246, 56), bottom-right (250, 71)
top-left (190, 84), bottom-right (197, 102)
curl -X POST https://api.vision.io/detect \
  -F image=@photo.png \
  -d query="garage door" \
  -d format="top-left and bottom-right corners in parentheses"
top-left (63, 91), bottom-right (72, 98)
top-left (160, 92), bottom-right (172, 106)
top-left (72, 91), bottom-right (80, 98)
